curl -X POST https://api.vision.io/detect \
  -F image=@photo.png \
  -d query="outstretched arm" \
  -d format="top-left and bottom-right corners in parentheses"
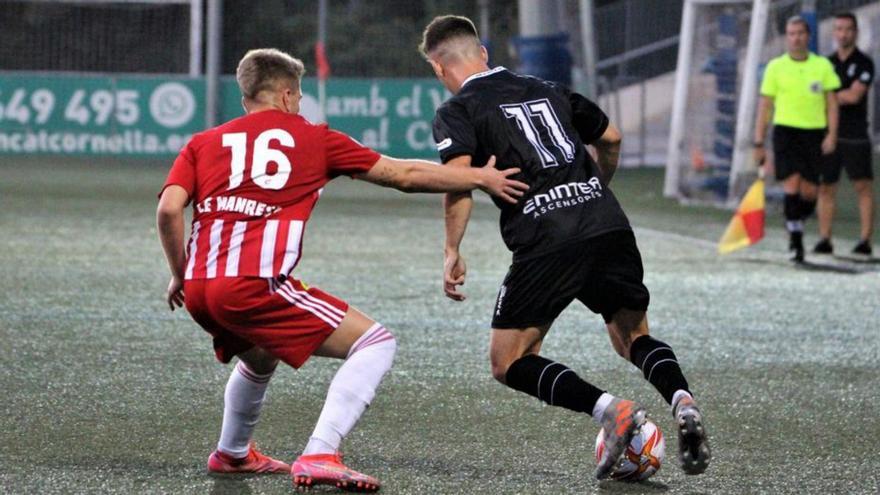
top-left (157, 185), bottom-right (189, 311)
top-left (442, 155), bottom-right (474, 301)
top-left (354, 155), bottom-right (527, 203)
top-left (592, 123), bottom-right (622, 183)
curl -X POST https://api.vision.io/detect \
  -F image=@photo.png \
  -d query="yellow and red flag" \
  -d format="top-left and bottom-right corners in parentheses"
top-left (718, 178), bottom-right (765, 254)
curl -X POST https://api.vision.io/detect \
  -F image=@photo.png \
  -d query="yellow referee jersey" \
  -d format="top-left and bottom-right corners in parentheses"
top-left (760, 53), bottom-right (841, 129)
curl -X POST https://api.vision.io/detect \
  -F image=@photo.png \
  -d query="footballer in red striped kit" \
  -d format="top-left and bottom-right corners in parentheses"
top-left (156, 48), bottom-right (527, 492)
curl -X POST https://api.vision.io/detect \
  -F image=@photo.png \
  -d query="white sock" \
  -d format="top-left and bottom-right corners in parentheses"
top-left (591, 392), bottom-right (615, 424)
top-left (217, 361), bottom-right (273, 458)
top-left (671, 389), bottom-right (693, 413)
top-left (303, 323), bottom-right (396, 455)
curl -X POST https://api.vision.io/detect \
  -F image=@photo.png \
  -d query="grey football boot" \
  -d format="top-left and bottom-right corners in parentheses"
top-left (594, 398), bottom-right (647, 480)
top-left (673, 396), bottom-right (711, 475)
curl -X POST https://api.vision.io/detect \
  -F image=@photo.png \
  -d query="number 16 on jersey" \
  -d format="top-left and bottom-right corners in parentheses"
top-left (222, 129), bottom-right (295, 191)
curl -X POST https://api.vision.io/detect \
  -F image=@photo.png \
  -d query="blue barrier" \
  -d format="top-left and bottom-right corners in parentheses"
top-left (513, 33), bottom-right (572, 86)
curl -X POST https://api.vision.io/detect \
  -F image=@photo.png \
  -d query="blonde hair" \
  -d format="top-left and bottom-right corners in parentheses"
top-left (236, 48), bottom-right (305, 101)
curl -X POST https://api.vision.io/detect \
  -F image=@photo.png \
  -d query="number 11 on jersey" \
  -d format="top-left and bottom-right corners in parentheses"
top-left (501, 98), bottom-right (575, 168)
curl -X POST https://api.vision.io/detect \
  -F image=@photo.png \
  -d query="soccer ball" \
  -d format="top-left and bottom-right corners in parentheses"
top-left (595, 419), bottom-right (665, 482)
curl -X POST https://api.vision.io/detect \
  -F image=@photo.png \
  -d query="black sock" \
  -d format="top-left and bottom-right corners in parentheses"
top-left (629, 335), bottom-right (690, 405)
top-left (799, 196), bottom-right (817, 220)
top-left (784, 193), bottom-right (804, 234)
top-left (505, 354), bottom-right (604, 414)
top-left (783, 193), bottom-right (801, 223)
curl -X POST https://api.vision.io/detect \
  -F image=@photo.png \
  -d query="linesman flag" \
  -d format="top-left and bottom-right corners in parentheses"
top-left (315, 42), bottom-right (331, 81)
top-left (718, 178), bottom-right (765, 254)
top-left (315, 0), bottom-right (330, 80)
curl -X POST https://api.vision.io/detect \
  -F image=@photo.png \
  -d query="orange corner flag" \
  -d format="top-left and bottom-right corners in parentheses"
top-left (315, 42), bottom-right (331, 81)
top-left (718, 178), bottom-right (765, 254)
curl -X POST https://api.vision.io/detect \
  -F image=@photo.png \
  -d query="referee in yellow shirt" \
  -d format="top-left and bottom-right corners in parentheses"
top-left (754, 16), bottom-right (841, 262)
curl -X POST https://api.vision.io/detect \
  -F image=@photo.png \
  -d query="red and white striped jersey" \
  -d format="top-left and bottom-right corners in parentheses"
top-left (160, 109), bottom-right (380, 281)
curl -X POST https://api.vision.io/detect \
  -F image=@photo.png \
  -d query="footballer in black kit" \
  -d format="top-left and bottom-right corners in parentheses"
top-left (421, 15), bottom-right (710, 480)
top-left (433, 65), bottom-right (645, 327)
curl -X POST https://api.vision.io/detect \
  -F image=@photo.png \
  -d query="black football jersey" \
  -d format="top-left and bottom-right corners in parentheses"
top-left (432, 67), bottom-right (631, 261)
top-left (829, 48), bottom-right (874, 139)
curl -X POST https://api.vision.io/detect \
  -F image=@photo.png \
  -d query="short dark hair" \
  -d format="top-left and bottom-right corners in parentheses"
top-left (834, 12), bottom-right (858, 30)
top-left (786, 15), bottom-right (811, 35)
top-left (419, 15), bottom-right (479, 56)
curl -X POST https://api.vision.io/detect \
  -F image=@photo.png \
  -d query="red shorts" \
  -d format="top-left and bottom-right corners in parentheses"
top-left (184, 277), bottom-right (349, 368)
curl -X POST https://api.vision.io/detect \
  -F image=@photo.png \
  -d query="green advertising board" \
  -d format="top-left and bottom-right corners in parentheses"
top-left (220, 77), bottom-right (450, 159)
top-left (0, 73), bottom-right (450, 159)
top-left (0, 73), bottom-right (203, 155)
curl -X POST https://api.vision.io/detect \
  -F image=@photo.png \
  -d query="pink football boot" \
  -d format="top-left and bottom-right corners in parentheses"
top-left (291, 452), bottom-right (380, 492)
top-left (207, 443), bottom-right (290, 474)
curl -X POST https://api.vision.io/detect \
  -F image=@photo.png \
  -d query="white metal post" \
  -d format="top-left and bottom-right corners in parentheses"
top-left (189, 0), bottom-right (203, 77)
top-left (478, 0), bottom-right (490, 42)
top-left (205, 0), bottom-right (221, 128)
top-left (728, 0), bottom-right (771, 202)
top-left (663, 0), bottom-right (697, 198)
top-left (518, 0), bottom-right (558, 36)
top-left (578, 0), bottom-right (598, 101)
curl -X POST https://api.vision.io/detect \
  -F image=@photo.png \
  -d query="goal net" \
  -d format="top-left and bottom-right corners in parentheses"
top-left (664, 0), bottom-right (803, 205)
top-left (0, 0), bottom-right (201, 75)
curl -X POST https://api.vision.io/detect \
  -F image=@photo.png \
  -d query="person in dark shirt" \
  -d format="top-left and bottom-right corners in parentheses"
top-left (815, 12), bottom-right (875, 256)
top-left (421, 15), bottom-right (710, 479)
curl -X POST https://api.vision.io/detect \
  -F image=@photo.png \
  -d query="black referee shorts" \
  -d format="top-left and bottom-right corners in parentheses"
top-left (491, 230), bottom-right (650, 329)
top-left (773, 125), bottom-right (825, 184)
top-left (820, 138), bottom-right (874, 184)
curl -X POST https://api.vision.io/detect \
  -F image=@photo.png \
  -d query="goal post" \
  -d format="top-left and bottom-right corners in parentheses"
top-left (0, 0), bottom-right (204, 76)
top-left (664, 0), bottom-right (803, 205)
top-left (728, 0), bottom-right (770, 203)
top-left (663, 0), bottom-right (700, 199)
top-left (0, 0), bottom-right (208, 156)
top-left (665, 0), bottom-right (757, 201)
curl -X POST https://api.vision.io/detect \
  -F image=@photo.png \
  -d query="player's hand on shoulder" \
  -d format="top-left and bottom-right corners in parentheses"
top-left (166, 276), bottom-right (185, 311)
top-left (443, 252), bottom-right (467, 301)
top-left (476, 155), bottom-right (529, 204)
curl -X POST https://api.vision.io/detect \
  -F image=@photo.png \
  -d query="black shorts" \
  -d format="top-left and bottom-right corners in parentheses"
top-left (820, 138), bottom-right (873, 184)
top-left (773, 125), bottom-right (825, 184)
top-left (491, 230), bottom-right (650, 329)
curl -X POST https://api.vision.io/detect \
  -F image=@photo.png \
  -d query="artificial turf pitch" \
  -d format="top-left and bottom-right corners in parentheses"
top-left (1, 159), bottom-right (878, 494)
